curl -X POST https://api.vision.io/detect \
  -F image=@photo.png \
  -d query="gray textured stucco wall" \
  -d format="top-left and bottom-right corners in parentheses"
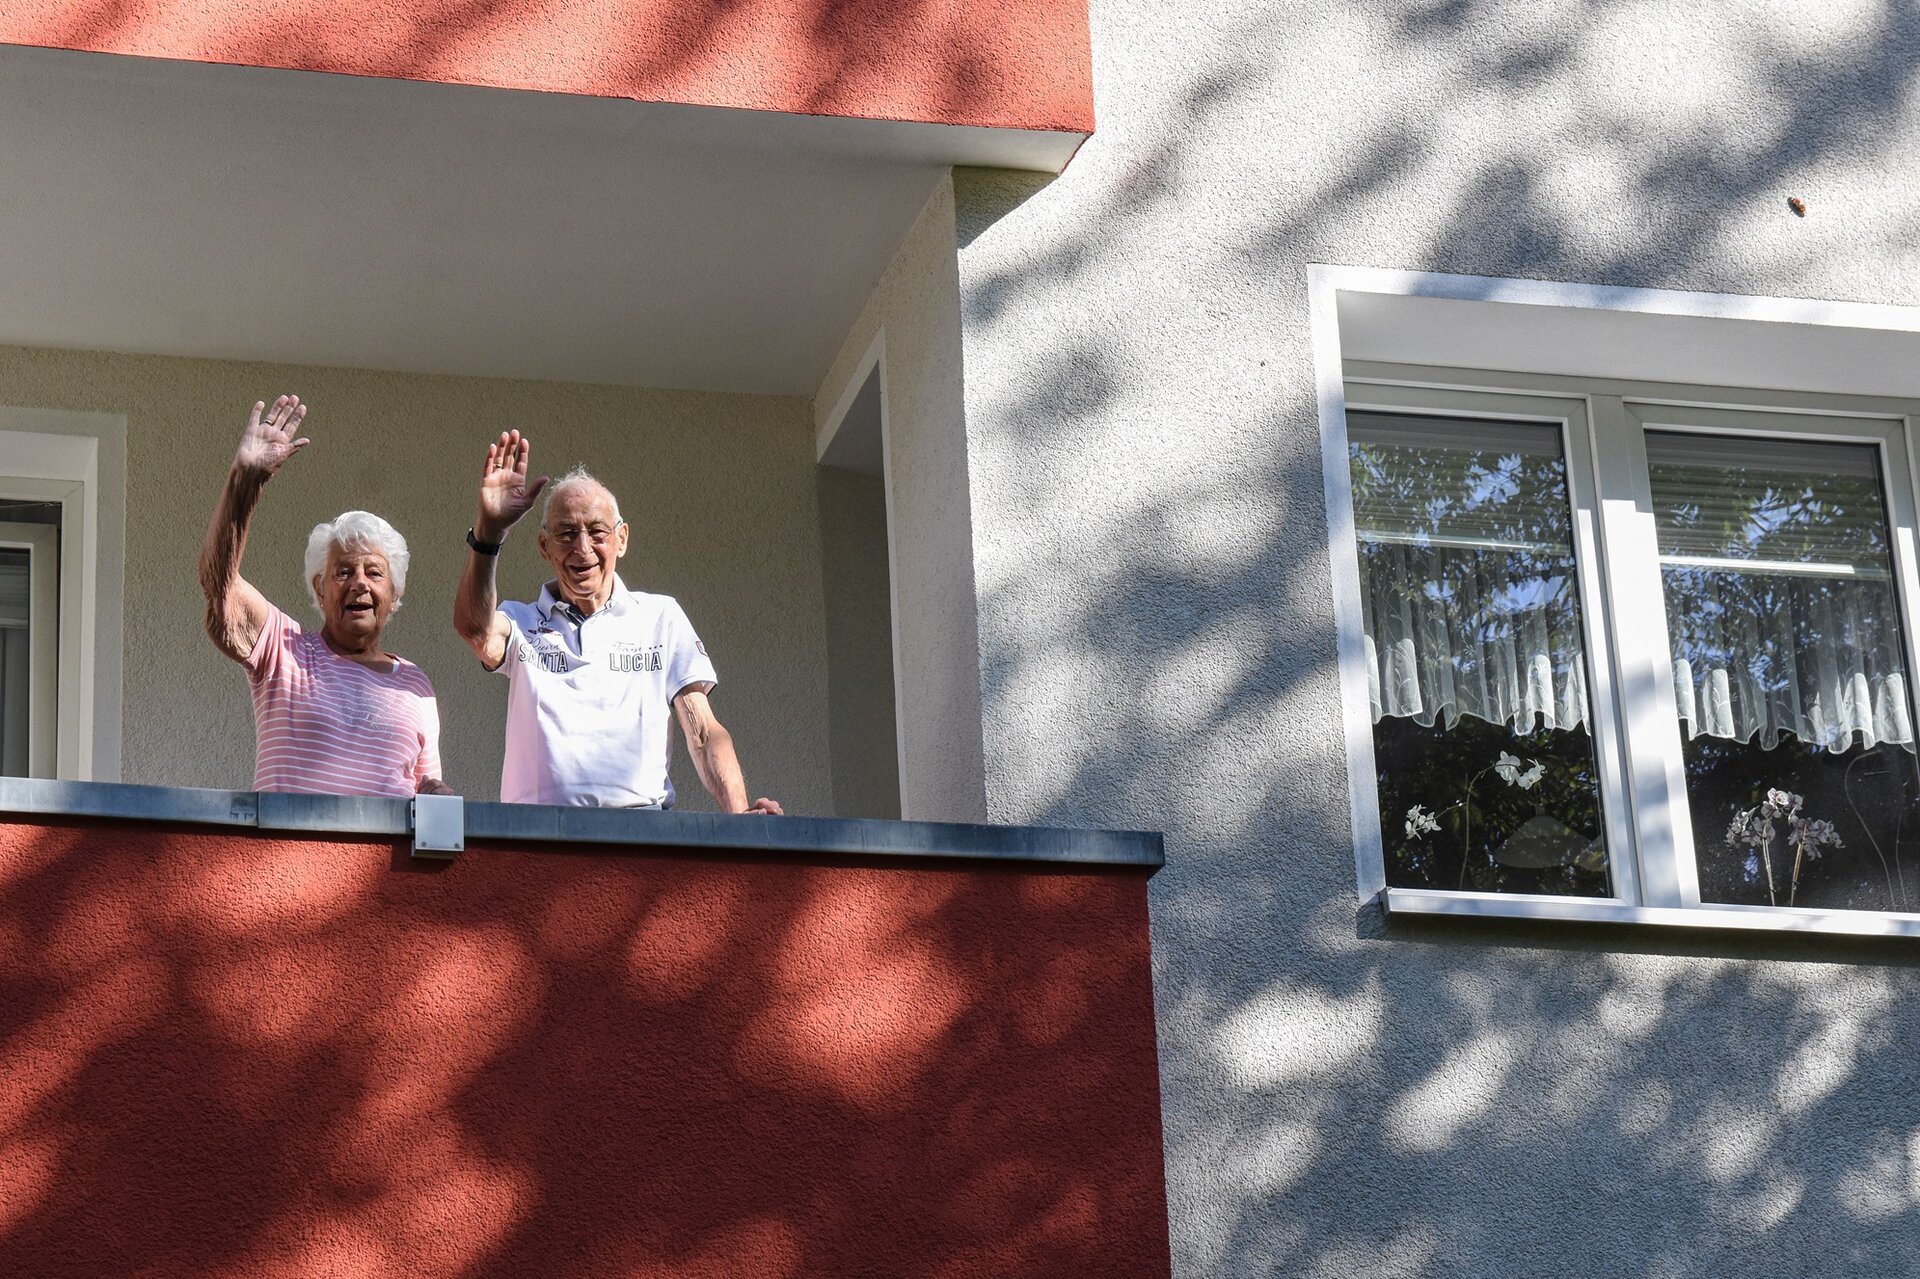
top-left (814, 178), bottom-right (987, 824)
top-left (0, 345), bottom-right (831, 813)
top-left (955, 3), bottom-right (1920, 1275)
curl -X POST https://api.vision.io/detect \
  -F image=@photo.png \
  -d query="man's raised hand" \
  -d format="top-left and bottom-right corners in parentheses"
top-left (477, 430), bottom-right (549, 542)
top-left (234, 395), bottom-right (310, 480)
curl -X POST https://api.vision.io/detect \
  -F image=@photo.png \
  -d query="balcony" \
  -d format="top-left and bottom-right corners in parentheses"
top-left (0, 779), bottom-right (1169, 1276)
top-left (0, 21), bottom-right (1054, 823)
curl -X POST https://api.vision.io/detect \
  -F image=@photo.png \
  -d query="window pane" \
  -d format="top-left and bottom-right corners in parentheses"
top-left (1349, 412), bottom-right (1612, 897)
top-left (1648, 431), bottom-right (1920, 911)
top-left (0, 548), bottom-right (28, 777)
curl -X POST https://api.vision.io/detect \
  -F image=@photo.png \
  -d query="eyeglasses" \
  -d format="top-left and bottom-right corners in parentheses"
top-left (547, 523), bottom-right (621, 548)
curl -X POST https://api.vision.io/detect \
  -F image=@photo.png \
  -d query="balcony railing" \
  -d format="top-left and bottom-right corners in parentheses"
top-left (0, 779), bottom-right (1171, 1278)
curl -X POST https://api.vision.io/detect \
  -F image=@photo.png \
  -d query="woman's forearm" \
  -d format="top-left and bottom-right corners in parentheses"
top-left (200, 464), bottom-right (266, 603)
top-left (200, 463), bottom-right (273, 660)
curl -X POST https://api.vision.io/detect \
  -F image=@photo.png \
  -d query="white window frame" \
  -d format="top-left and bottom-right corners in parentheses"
top-left (0, 413), bottom-right (126, 781)
top-left (1312, 265), bottom-right (1920, 940)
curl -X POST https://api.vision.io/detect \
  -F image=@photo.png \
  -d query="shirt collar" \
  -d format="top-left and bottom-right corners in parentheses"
top-left (537, 574), bottom-right (630, 624)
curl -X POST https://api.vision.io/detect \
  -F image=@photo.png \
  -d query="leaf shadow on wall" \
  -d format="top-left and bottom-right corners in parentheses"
top-left (955, 1), bottom-right (1920, 1275)
top-left (0, 821), bottom-right (1170, 1279)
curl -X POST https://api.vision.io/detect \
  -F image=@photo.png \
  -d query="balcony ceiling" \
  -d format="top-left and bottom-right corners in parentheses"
top-left (0, 45), bottom-right (1069, 395)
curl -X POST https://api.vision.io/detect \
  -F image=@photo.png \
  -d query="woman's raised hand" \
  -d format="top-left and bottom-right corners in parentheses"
top-left (234, 395), bottom-right (310, 480)
top-left (477, 429), bottom-right (549, 541)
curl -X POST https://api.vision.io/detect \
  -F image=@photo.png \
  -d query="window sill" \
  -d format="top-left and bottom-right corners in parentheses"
top-left (1383, 887), bottom-right (1920, 940)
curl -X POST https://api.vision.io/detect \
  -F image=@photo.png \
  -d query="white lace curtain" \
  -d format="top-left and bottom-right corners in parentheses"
top-left (1353, 413), bottom-right (1920, 754)
top-left (1360, 541), bottom-right (1591, 735)
top-left (1652, 431), bottom-right (1914, 754)
top-left (1359, 543), bottom-right (1915, 753)
top-left (1665, 571), bottom-right (1912, 752)
top-left (1352, 413), bottom-right (1593, 739)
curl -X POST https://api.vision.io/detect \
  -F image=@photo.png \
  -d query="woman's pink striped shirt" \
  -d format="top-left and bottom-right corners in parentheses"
top-left (244, 605), bottom-right (442, 797)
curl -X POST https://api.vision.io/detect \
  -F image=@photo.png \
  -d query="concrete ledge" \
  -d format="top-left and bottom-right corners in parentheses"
top-left (0, 777), bottom-right (1164, 871)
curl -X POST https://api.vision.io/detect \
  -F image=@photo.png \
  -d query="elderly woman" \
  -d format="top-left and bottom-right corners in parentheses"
top-left (199, 394), bottom-right (452, 797)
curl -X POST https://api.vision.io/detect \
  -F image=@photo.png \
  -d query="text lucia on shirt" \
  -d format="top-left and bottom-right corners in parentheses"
top-left (517, 639), bottom-right (666, 675)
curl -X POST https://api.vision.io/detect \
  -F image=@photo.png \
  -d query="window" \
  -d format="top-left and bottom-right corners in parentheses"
top-left (1646, 425), bottom-right (1913, 912)
top-left (1338, 373), bottom-right (1920, 933)
top-left (0, 507), bottom-right (59, 777)
top-left (1350, 408), bottom-right (1612, 899)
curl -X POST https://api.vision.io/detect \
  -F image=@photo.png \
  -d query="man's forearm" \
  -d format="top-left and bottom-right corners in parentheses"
top-left (689, 724), bottom-right (751, 813)
top-left (453, 546), bottom-right (501, 646)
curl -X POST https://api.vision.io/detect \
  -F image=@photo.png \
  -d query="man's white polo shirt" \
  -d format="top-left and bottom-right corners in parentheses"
top-left (495, 576), bottom-right (717, 807)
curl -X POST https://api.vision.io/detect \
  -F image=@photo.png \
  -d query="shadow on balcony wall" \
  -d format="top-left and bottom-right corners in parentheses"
top-left (0, 816), bottom-right (1168, 1277)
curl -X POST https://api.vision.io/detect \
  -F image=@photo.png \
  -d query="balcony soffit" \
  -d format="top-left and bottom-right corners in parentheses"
top-left (0, 45), bottom-right (1071, 394)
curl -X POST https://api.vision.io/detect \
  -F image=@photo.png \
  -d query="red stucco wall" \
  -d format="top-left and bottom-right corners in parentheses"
top-left (0, 817), bottom-right (1168, 1278)
top-left (0, 1), bottom-right (1093, 134)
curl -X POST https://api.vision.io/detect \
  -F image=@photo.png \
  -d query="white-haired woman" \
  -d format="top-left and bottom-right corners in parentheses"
top-left (200, 395), bottom-right (453, 797)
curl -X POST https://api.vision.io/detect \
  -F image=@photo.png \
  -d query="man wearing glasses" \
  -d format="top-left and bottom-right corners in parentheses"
top-left (453, 430), bottom-right (783, 813)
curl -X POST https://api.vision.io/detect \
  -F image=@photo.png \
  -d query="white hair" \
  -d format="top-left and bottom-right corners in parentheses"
top-left (541, 466), bottom-right (622, 527)
top-left (303, 510), bottom-right (410, 614)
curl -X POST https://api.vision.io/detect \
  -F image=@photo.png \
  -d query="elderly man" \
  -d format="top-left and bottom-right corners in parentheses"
top-left (453, 430), bottom-right (782, 813)
top-left (200, 394), bottom-right (452, 798)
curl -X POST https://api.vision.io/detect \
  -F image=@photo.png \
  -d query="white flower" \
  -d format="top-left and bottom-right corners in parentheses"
top-left (1800, 818), bottom-right (1843, 857)
top-left (1405, 805), bottom-right (1441, 840)
top-left (1764, 788), bottom-right (1802, 818)
top-left (1495, 753), bottom-right (1546, 790)
top-left (1726, 807), bottom-right (1767, 849)
top-left (1732, 794), bottom-right (1838, 857)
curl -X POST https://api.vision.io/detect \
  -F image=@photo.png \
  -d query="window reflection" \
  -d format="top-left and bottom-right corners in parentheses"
top-left (1648, 432), bottom-right (1920, 910)
top-left (1349, 412), bottom-right (1611, 897)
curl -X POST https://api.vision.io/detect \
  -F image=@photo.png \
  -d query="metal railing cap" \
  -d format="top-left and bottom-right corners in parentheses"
top-left (0, 777), bottom-right (1165, 871)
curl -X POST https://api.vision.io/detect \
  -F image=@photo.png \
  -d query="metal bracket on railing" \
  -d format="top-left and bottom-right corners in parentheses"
top-left (411, 793), bottom-right (465, 860)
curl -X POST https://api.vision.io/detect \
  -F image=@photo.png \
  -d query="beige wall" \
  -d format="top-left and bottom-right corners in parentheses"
top-left (814, 176), bottom-right (986, 824)
top-left (815, 465), bottom-right (900, 820)
top-left (0, 344), bottom-right (832, 812)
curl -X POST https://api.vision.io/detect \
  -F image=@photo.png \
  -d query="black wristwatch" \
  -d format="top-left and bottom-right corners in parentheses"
top-left (466, 527), bottom-right (503, 556)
